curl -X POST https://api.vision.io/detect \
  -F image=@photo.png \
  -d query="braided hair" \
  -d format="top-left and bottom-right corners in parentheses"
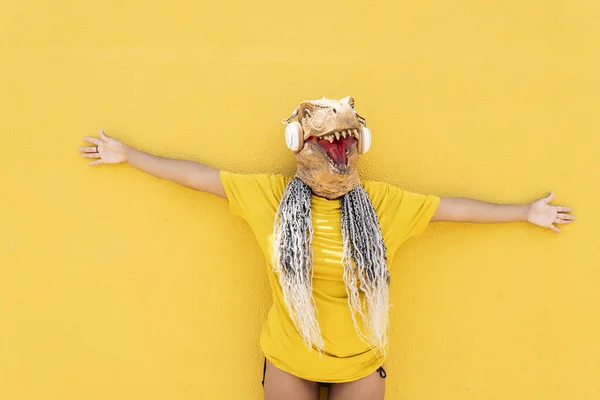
top-left (272, 178), bottom-right (390, 359)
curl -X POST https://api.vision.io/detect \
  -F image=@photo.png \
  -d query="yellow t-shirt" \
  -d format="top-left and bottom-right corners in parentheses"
top-left (219, 171), bottom-right (440, 383)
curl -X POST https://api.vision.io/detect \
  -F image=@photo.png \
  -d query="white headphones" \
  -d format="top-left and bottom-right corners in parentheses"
top-left (282, 107), bottom-right (371, 154)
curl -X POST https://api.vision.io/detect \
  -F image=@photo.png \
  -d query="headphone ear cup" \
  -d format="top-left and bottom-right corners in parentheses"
top-left (285, 121), bottom-right (304, 152)
top-left (359, 126), bottom-right (371, 154)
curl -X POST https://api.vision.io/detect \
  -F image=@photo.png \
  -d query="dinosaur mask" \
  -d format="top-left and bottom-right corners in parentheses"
top-left (282, 96), bottom-right (371, 199)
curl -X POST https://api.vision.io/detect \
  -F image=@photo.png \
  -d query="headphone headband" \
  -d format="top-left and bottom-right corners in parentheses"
top-left (281, 106), bottom-right (300, 125)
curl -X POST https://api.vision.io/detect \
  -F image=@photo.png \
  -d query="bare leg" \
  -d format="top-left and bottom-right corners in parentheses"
top-left (263, 358), bottom-right (320, 400)
top-left (326, 365), bottom-right (386, 400)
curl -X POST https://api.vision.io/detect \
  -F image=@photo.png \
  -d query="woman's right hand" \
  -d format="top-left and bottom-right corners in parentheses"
top-left (79, 129), bottom-right (129, 165)
top-left (78, 128), bottom-right (226, 197)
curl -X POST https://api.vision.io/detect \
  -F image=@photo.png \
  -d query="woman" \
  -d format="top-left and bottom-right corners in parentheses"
top-left (78, 96), bottom-right (574, 400)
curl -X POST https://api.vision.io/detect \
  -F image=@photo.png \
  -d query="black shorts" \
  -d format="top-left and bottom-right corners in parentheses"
top-left (261, 357), bottom-right (386, 388)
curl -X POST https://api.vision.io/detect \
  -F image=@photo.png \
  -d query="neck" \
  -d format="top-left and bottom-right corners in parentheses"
top-left (294, 168), bottom-right (361, 200)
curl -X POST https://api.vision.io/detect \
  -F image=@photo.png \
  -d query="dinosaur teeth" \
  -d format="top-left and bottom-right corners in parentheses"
top-left (318, 131), bottom-right (361, 141)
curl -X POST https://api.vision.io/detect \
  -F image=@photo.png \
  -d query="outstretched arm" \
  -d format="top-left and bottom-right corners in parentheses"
top-left (431, 192), bottom-right (575, 232)
top-left (78, 129), bottom-right (226, 198)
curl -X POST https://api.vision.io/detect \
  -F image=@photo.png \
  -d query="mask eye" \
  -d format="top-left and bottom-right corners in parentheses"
top-left (303, 108), bottom-right (313, 119)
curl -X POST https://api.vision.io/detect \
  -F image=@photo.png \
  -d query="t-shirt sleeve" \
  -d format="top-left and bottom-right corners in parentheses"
top-left (219, 170), bottom-right (287, 222)
top-left (368, 182), bottom-right (440, 253)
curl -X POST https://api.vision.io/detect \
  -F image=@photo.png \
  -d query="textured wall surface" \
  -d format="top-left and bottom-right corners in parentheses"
top-left (1, 1), bottom-right (599, 399)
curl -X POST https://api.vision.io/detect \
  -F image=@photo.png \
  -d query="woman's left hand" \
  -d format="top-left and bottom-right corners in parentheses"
top-left (527, 192), bottom-right (575, 232)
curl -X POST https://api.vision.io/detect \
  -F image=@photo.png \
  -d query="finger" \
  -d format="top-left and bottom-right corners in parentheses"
top-left (549, 224), bottom-right (561, 233)
top-left (99, 128), bottom-right (110, 142)
top-left (557, 206), bottom-right (572, 213)
top-left (557, 213), bottom-right (575, 220)
top-left (78, 146), bottom-right (98, 153)
top-left (82, 153), bottom-right (101, 159)
top-left (89, 159), bottom-right (104, 166)
top-left (555, 218), bottom-right (571, 224)
top-left (83, 136), bottom-right (102, 145)
top-left (544, 191), bottom-right (555, 203)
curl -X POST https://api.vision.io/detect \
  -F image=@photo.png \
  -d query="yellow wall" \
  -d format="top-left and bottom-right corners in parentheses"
top-left (1, 1), bottom-right (598, 399)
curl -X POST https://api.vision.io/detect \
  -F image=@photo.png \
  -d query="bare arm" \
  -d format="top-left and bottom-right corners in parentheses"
top-left (432, 193), bottom-right (575, 232)
top-left (432, 198), bottom-right (529, 223)
top-left (79, 129), bottom-right (226, 198)
top-left (126, 147), bottom-right (225, 197)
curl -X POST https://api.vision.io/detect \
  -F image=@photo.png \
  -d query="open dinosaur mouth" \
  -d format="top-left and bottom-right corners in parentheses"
top-left (306, 129), bottom-right (359, 170)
